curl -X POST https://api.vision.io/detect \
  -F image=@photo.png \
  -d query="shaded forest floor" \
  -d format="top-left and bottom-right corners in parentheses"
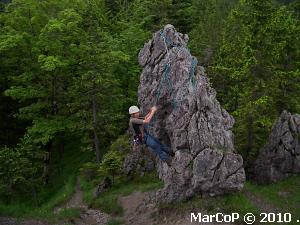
top-left (1, 173), bottom-right (299, 225)
top-left (0, 137), bottom-right (299, 225)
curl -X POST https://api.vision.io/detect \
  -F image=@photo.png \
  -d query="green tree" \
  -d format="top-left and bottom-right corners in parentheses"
top-left (0, 0), bottom-right (129, 197)
top-left (0, 135), bottom-right (44, 202)
top-left (98, 150), bottom-right (124, 183)
top-left (213, 0), bottom-right (300, 169)
top-left (66, 0), bottom-right (128, 163)
top-left (188, 0), bottom-right (238, 66)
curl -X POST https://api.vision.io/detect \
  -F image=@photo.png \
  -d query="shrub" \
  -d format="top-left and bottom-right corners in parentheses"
top-left (109, 133), bottom-right (130, 153)
top-left (98, 150), bottom-right (124, 183)
top-left (79, 162), bottom-right (100, 181)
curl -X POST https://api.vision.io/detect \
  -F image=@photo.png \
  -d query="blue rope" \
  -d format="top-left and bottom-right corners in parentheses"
top-left (189, 56), bottom-right (198, 88)
top-left (159, 30), bottom-right (181, 48)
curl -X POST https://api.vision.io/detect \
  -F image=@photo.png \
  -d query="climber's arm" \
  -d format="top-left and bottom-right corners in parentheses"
top-left (143, 106), bottom-right (157, 124)
top-left (144, 111), bottom-right (152, 120)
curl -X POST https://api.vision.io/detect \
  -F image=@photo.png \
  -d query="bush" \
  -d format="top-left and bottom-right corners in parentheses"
top-left (79, 162), bottom-right (100, 181)
top-left (109, 133), bottom-right (130, 153)
top-left (98, 150), bottom-right (124, 183)
top-left (0, 142), bottom-right (44, 202)
top-left (93, 193), bottom-right (123, 215)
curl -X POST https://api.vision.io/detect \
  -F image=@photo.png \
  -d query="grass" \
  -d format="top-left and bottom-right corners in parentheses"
top-left (105, 218), bottom-right (124, 225)
top-left (2, 133), bottom-right (298, 225)
top-left (79, 175), bottom-right (96, 206)
top-left (157, 191), bottom-right (259, 224)
top-left (157, 176), bottom-right (300, 224)
top-left (245, 174), bottom-right (300, 224)
top-left (0, 134), bottom-right (93, 222)
top-left (85, 171), bottom-right (163, 216)
top-left (0, 173), bottom-right (77, 221)
top-left (56, 207), bottom-right (82, 220)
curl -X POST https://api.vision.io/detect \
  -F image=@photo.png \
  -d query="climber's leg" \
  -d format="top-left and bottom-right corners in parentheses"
top-left (149, 135), bottom-right (173, 155)
top-left (144, 134), bottom-right (170, 162)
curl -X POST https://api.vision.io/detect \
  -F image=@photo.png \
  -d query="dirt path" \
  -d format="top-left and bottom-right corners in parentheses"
top-left (54, 177), bottom-right (86, 213)
top-left (154, 207), bottom-right (237, 225)
top-left (244, 189), bottom-right (283, 214)
top-left (54, 177), bottom-right (111, 225)
top-left (0, 177), bottom-right (110, 225)
top-left (118, 191), bottom-right (235, 225)
top-left (118, 191), bottom-right (157, 225)
top-left (0, 217), bottom-right (54, 225)
top-left (1, 181), bottom-right (284, 225)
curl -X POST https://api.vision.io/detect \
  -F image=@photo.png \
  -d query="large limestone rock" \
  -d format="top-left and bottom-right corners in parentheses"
top-left (137, 24), bottom-right (246, 202)
top-left (254, 110), bottom-right (300, 184)
top-left (123, 144), bottom-right (156, 177)
top-left (123, 131), bottom-right (156, 177)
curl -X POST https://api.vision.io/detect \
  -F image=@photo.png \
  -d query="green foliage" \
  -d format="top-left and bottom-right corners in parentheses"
top-left (78, 135), bottom-right (130, 183)
top-left (109, 133), bottom-right (130, 153)
top-left (91, 172), bottom-right (163, 215)
top-left (78, 176), bottom-right (95, 205)
top-left (212, 0), bottom-right (300, 168)
top-left (246, 174), bottom-right (300, 218)
top-left (93, 192), bottom-right (124, 215)
top-left (79, 162), bottom-right (100, 181)
top-left (105, 219), bottom-right (124, 225)
top-left (0, 137), bottom-right (91, 220)
top-left (57, 207), bottom-right (82, 220)
top-left (189, 0), bottom-right (238, 65)
top-left (0, 137), bottom-right (44, 202)
top-left (98, 150), bottom-right (125, 182)
top-left (0, 0), bottom-right (300, 216)
top-left (0, 0), bottom-right (131, 200)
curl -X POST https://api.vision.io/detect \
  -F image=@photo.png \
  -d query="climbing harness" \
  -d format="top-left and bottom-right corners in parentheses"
top-left (133, 133), bottom-right (144, 146)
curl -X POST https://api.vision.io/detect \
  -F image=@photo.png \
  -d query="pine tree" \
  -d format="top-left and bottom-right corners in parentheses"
top-left (213, 0), bottom-right (300, 170)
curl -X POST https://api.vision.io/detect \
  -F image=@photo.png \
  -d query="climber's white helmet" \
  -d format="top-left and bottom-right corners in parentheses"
top-left (129, 106), bottom-right (140, 115)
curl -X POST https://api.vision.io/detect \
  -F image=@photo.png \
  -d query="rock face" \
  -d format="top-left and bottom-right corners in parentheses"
top-left (123, 140), bottom-right (156, 177)
top-left (254, 110), bottom-right (300, 184)
top-left (137, 24), bottom-right (246, 202)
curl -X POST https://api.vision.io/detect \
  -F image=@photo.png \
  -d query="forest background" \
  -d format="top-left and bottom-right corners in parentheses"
top-left (0, 0), bottom-right (299, 206)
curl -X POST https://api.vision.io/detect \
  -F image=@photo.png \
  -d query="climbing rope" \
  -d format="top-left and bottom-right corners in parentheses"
top-left (146, 28), bottom-right (198, 131)
top-left (189, 56), bottom-right (198, 89)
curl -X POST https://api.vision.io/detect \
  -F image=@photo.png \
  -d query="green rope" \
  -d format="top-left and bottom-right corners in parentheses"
top-left (147, 29), bottom-right (198, 130)
top-left (154, 29), bottom-right (198, 108)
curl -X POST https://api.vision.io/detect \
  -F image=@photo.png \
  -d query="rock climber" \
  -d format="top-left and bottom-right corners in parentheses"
top-left (128, 105), bottom-right (174, 166)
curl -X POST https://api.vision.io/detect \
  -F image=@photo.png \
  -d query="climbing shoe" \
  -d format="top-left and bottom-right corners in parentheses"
top-left (168, 151), bottom-right (175, 157)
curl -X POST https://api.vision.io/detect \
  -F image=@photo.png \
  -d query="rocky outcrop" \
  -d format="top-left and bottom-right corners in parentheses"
top-left (123, 142), bottom-right (156, 177)
top-left (136, 24), bottom-right (246, 202)
top-left (254, 110), bottom-right (300, 184)
top-left (93, 177), bottom-right (112, 198)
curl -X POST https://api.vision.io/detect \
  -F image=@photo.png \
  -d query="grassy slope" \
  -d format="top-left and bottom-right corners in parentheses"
top-left (246, 174), bottom-right (300, 224)
top-left (1, 135), bottom-right (299, 225)
top-left (0, 136), bottom-right (93, 222)
top-left (79, 169), bottom-right (299, 225)
top-left (157, 175), bottom-right (300, 224)
top-left (80, 172), bottom-right (164, 216)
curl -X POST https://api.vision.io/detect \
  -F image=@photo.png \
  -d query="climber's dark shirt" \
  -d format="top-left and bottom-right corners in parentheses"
top-left (129, 117), bottom-right (144, 136)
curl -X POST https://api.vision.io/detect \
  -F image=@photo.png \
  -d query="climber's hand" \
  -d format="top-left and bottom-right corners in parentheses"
top-left (151, 106), bottom-right (157, 112)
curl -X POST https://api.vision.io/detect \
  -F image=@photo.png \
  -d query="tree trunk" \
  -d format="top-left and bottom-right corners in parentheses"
top-left (43, 76), bottom-right (58, 184)
top-left (58, 134), bottom-right (64, 159)
top-left (246, 113), bottom-right (253, 154)
top-left (92, 93), bottom-right (100, 163)
top-left (43, 141), bottom-right (51, 185)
